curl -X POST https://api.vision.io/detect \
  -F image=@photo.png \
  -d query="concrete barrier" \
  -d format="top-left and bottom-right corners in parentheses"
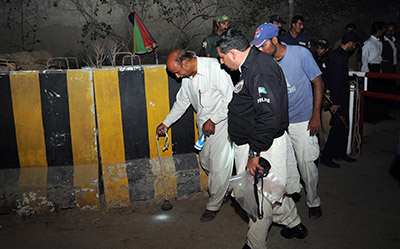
top-left (0, 65), bottom-right (207, 214)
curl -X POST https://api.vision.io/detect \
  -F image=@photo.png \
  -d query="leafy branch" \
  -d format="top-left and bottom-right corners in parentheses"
top-left (152, 0), bottom-right (217, 48)
top-left (71, 0), bottom-right (125, 43)
top-left (0, 0), bottom-right (52, 51)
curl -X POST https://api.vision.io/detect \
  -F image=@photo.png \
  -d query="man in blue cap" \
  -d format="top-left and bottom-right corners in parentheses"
top-left (251, 23), bottom-right (324, 220)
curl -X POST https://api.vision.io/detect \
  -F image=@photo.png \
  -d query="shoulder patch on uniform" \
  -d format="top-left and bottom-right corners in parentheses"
top-left (258, 87), bottom-right (267, 95)
top-left (234, 80), bottom-right (244, 93)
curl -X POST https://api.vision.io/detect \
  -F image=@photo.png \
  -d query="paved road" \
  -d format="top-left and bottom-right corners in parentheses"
top-left (1, 115), bottom-right (399, 249)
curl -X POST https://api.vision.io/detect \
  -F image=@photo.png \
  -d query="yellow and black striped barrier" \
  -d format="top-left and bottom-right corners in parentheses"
top-left (0, 66), bottom-right (208, 214)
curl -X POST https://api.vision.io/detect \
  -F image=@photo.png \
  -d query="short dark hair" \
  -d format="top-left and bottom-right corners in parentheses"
top-left (385, 22), bottom-right (396, 30)
top-left (371, 21), bottom-right (385, 35)
top-left (341, 31), bottom-right (360, 44)
top-left (345, 23), bottom-right (357, 31)
top-left (216, 29), bottom-right (249, 54)
top-left (291, 15), bottom-right (304, 26)
top-left (174, 50), bottom-right (196, 67)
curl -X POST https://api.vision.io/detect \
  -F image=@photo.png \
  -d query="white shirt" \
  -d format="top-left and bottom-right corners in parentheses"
top-left (384, 35), bottom-right (398, 66)
top-left (361, 35), bottom-right (383, 72)
top-left (163, 57), bottom-right (233, 131)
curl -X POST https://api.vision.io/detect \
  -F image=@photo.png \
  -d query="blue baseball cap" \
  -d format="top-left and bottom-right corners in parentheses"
top-left (250, 23), bottom-right (279, 48)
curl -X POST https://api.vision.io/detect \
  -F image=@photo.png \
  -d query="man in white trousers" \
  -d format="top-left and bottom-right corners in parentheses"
top-left (156, 50), bottom-right (234, 222)
top-left (217, 29), bottom-right (308, 249)
top-left (251, 23), bottom-right (323, 219)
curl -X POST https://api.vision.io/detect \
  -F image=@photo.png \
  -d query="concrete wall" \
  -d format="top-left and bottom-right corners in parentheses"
top-left (0, 0), bottom-right (216, 63)
top-left (1, 0), bottom-right (399, 64)
top-left (0, 65), bottom-right (208, 215)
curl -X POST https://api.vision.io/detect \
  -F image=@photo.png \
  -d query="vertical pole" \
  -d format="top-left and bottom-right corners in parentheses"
top-left (359, 92), bottom-right (365, 137)
top-left (288, 0), bottom-right (294, 30)
top-left (347, 84), bottom-right (355, 155)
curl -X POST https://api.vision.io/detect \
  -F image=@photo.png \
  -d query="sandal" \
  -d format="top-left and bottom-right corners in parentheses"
top-left (200, 209), bottom-right (219, 222)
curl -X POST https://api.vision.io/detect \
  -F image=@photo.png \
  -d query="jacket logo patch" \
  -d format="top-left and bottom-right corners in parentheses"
top-left (258, 87), bottom-right (267, 96)
top-left (257, 97), bottom-right (270, 103)
top-left (234, 80), bottom-right (244, 93)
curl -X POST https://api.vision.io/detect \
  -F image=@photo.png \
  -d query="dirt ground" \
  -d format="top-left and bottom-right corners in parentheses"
top-left (1, 118), bottom-right (400, 249)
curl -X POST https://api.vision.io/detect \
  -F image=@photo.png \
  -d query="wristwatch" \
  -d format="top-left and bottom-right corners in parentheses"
top-left (248, 148), bottom-right (260, 158)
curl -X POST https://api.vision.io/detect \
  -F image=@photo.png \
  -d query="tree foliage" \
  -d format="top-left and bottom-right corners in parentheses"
top-left (151, 0), bottom-right (219, 48)
top-left (295, 0), bottom-right (400, 39)
top-left (0, 0), bottom-right (54, 51)
top-left (229, 0), bottom-right (280, 31)
top-left (71, 0), bottom-right (123, 42)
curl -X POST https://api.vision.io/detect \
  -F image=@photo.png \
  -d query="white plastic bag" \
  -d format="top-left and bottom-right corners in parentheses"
top-left (251, 172), bottom-right (286, 204)
top-left (229, 171), bottom-right (286, 218)
top-left (229, 171), bottom-right (258, 218)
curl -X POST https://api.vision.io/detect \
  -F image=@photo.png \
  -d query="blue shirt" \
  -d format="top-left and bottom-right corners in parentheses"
top-left (277, 45), bottom-right (322, 123)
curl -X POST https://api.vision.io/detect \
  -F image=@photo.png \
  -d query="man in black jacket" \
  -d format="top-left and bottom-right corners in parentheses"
top-left (217, 29), bottom-right (307, 249)
top-left (321, 31), bottom-right (359, 168)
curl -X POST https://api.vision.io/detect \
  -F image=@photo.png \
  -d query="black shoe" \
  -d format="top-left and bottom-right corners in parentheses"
top-left (308, 206), bottom-right (322, 219)
top-left (321, 158), bottom-right (341, 168)
top-left (286, 192), bottom-right (301, 202)
top-left (242, 244), bottom-right (251, 249)
top-left (280, 223), bottom-right (308, 239)
top-left (335, 155), bottom-right (357, 163)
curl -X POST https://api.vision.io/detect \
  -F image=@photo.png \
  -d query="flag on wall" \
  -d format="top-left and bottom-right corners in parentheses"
top-left (128, 9), bottom-right (158, 54)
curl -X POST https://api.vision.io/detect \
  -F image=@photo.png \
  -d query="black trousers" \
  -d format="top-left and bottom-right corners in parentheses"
top-left (322, 108), bottom-right (349, 160)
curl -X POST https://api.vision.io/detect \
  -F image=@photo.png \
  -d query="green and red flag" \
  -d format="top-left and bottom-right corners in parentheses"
top-left (128, 9), bottom-right (158, 54)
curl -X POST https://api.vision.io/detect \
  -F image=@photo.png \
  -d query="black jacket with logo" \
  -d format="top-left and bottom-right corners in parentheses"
top-left (228, 47), bottom-right (289, 153)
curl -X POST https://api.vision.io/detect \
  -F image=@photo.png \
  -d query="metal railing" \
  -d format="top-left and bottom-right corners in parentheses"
top-left (347, 71), bottom-right (400, 155)
top-left (113, 52), bottom-right (142, 67)
top-left (47, 57), bottom-right (79, 69)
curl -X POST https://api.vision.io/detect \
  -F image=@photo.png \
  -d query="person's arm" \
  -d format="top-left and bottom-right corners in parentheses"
top-left (246, 69), bottom-right (286, 175)
top-left (301, 48), bottom-right (323, 135)
top-left (328, 52), bottom-right (347, 108)
top-left (309, 75), bottom-right (323, 135)
top-left (162, 82), bottom-right (191, 128)
top-left (361, 42), bottom-right (370, 72)
top-left (249, 73), bottom-right (282, 152)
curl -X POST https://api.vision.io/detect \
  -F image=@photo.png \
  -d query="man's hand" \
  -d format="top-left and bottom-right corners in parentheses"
top-left (308, 115), bottom-right (322, 136)
top-left (202, 119), bottom-right (215, 140)
top-left (309, 75), bottom-right (323, 136)
top-left (247, 157), bottom-right (264, 176)
top-left (330, 105), bottom-right (340, 114)
top-left (156, 123), bottom-right (168, 136)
